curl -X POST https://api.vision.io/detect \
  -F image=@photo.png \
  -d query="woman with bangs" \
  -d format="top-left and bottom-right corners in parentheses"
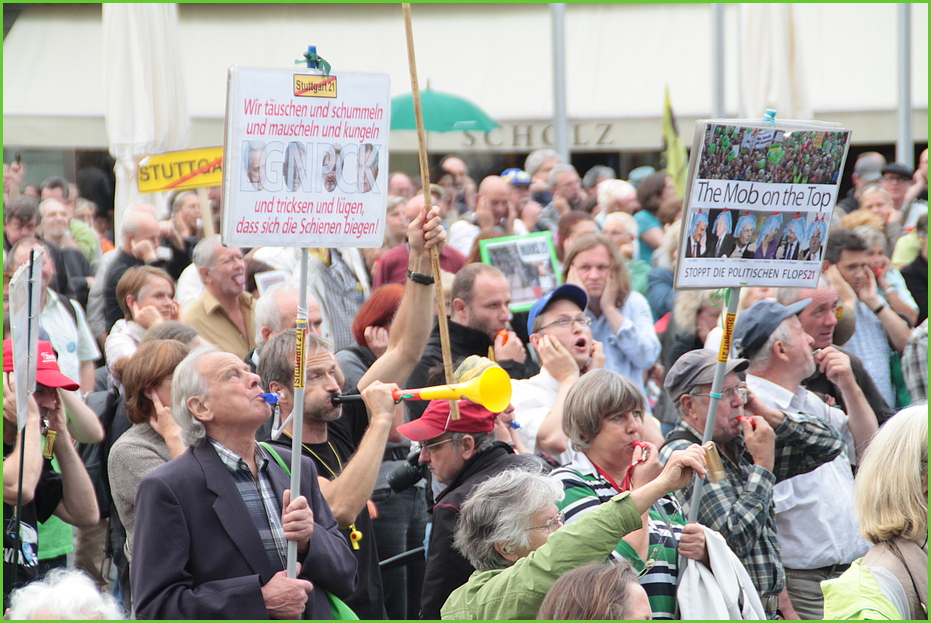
top-left (106, 265), bottom-right (180, 387)
top-left (550, 370), bottom-right (708, 620)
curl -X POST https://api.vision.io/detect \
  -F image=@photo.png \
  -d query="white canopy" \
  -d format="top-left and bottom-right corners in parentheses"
top-left (4, 3), bottom-right (928, 152)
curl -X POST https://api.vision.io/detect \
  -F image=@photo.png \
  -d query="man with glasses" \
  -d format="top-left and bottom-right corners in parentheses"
top-left (880, 162), bottom-right (914, 212)
top-left (659, 345), bottom-right (845, 619)
top-left (733, 298), bottom-right (879, 620)
top-left (396, 400), bottom-right (541, 619)
top-left (510, 284), bottom-right (604, 465)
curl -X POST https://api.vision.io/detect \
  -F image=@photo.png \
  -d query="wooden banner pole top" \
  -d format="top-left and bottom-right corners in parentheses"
top-left (402, 3), bottom-right (459, 419)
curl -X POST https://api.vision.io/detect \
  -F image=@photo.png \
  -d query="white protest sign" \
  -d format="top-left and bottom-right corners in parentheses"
top-left (8, 250), bottom-right (44, 430)
top-left (223, 67), bottom-right (390, 248)
top-left (674, 121), bottom-right (851, 289)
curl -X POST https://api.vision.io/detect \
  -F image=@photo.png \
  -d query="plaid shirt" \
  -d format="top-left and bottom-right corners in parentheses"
top-left (658, 411), bottom-right (844, 598)
top-left (208, 439), bottom-right (287, 572)
top-left (902, 319), bottom-right (928, 403)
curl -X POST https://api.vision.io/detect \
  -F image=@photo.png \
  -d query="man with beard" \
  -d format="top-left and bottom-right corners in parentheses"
top-left (405, 263), bottom-right (534, 420)
top-left (733, 299), bottom-right (878, 619)
top-left (257, 205), bottom-right (445, 619)
top-left (183, 235), bottom-right (256, 359)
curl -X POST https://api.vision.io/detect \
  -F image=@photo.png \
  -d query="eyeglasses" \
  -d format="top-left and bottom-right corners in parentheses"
top-left (420, 437), bottom-right (453, 453)
top-left (538, 315), bottom-right (592, 331)
top-left (525, 511), bottom-right (564, 533)
top-left (691, 384), bottom-right (749, 404)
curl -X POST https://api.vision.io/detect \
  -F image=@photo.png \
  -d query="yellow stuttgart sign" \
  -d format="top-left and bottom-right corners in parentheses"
top-left (137, 147), bottom-right (223, 194)
top-left (293, 74), bottom-right (337, 98)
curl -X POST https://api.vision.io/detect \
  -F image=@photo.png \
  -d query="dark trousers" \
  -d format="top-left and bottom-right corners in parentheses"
top-left (371, 486), bottom-right (427, 620)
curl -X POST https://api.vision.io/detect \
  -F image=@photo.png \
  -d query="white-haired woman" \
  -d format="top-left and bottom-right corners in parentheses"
top-left (440, 445), bottom-right (707, 620)
top-left (821, 404), bottom-right (928, 619)
top-left (8, 568), bottom-right (124, 619)
top-left (551, 369), bottom-right (709, 619)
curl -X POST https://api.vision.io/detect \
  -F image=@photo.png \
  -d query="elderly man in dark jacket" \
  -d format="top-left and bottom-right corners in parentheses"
top-left (396, 399), bottom-right (543, 619)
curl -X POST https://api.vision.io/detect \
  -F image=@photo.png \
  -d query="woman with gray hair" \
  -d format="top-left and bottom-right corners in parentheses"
top-left (550, 369), bottom-right (709, 620)
top-left (821, 404), bottom-right (928, 619)
top-left (440, 444), bottom-right (707, 620)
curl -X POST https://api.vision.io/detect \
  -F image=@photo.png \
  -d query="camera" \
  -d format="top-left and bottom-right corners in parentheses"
top-left (386, 449), bottom-right (427, 492)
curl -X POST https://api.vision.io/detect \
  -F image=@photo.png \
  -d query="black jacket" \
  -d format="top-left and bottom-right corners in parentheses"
top-left (802, 346), bottom-right (893, 426)
top-left (405, 319), bottom-right (538, 420)
top-left (419, 442), bottom-right (543, 619)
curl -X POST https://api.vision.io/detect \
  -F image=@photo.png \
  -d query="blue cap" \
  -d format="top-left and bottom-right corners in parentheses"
top-left (526, 283), bottom-right (588, 336)
top-left (501, 168), bottom-right (532, 186)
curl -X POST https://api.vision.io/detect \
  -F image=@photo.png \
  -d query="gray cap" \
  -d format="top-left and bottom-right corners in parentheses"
top-left (732, 298), bottom-right (812, 361)
top-left (854, 157), bottom-right (884, 183)
top-left (664, 349), bottom-right (749, 402)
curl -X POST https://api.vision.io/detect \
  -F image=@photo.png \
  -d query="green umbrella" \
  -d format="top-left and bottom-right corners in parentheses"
top-left (390, 88), bottom-right (499, 133)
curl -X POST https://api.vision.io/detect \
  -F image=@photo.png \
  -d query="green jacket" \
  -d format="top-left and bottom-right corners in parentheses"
top-left (440, 491), bottom-right (642, 620)
top-left (821, 559), bottom-right (905, 620)
top-left (70, 219), bottom-right (102, 265)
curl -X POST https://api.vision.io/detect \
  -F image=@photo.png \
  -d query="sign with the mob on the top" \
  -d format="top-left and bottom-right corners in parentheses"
top-left (222, 66), bottom-right (390, 248)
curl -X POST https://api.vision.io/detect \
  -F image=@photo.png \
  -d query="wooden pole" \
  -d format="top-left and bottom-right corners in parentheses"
top-left (402, 3), bottom-right (459, 419)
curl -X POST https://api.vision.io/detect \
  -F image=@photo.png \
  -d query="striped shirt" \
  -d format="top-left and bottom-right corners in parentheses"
top-left (551, 452), bottom-right (685, 620)
top-left (208, 439), bottom-right (287, 572)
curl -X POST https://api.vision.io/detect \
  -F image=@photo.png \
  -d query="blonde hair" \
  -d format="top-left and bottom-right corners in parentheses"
top-left (854, 404), bottom-right (928, 543)
top-left (673, 289), bottom-right (718, 334)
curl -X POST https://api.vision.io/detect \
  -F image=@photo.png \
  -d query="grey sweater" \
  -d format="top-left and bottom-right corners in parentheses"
top-left (108, 422), bottom-right (173, 560)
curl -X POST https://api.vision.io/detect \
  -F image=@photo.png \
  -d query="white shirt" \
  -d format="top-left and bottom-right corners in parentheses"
top-left (510, 368), bottom-right (577, 465)
top-left (746, 374), bottom-right (870, 569)
top-left (39, 289), bottom-right (101, 386)
top-left (447, 219), bottom-right (479, 257)
top-left (105, 319), bottom-right (147, 389)
top-left (175, 262), bottom-right (205, 309)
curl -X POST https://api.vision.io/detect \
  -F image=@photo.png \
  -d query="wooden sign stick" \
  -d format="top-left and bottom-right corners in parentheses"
top-left (401, 3), bottom-right (459, 419)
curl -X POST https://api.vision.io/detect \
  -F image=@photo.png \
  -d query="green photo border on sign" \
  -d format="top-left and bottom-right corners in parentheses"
top-left (479, 231), bottom-right (561, 312)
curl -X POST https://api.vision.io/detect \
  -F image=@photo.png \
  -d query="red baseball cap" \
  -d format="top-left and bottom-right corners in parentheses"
top-left (396, 400), bottom-right (498, 442)
top-left (3, 339), bottom-right (80, 391)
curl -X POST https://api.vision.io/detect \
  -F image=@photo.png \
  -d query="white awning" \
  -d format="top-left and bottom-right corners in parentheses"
top-left (4, 3), bottom-right (927, 151)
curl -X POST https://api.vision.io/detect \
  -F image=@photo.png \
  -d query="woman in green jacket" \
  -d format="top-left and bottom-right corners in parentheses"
top-left (440, 444), bottom-right (707, 620)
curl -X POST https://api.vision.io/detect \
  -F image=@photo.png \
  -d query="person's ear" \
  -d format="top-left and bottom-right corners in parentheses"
top-left (458, 434), bottom-right (476, 459)
top-left (198, 266), bottom-right (212, 284)
top-left (773, 340), bottom-right (791, 362)
top-left (494, 541), bottom-right (519, 563)
top-left (529, 333), bottom-right (541, 349)
top-left (451, 297), bottom-right (467, 316)
top-left (269, 381), bottom-right (293, 410)
top-left (260, 326), bottom-right (274, 343)
top-left (187, 395), bottom-right (212, 423)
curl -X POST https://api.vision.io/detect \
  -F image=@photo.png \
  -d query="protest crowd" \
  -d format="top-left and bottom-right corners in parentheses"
top-left (2, 145), bottom-right (927, 621)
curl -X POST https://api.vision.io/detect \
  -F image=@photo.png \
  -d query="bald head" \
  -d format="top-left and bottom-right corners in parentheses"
top-left (478, 176), bottom-right (510, 222)
top-left (120, 205), bottom-right (160, 260)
